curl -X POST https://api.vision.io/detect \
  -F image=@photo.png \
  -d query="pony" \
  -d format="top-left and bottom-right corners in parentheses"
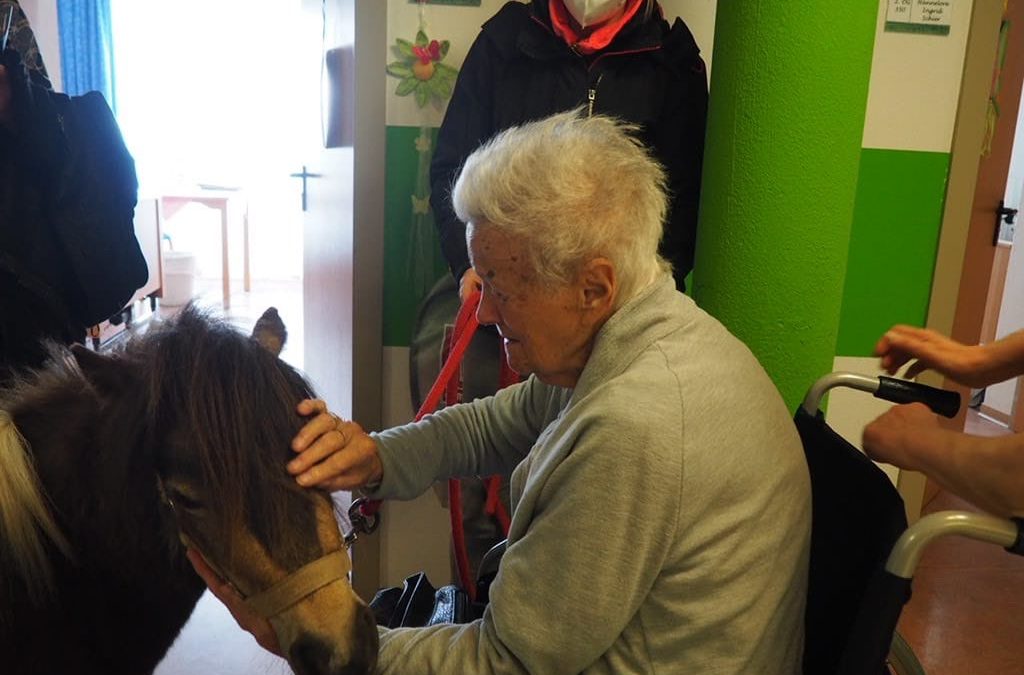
top-left (0, 306), bottom-right (378, 675)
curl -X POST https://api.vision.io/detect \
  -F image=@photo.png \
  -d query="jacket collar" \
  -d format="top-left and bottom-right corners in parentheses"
top-left (512, 0), bottom-right (665, 60)
top-left (570, 274), bottom-right (695, 405)
top-left (548, 0), bottom-right (645, 55)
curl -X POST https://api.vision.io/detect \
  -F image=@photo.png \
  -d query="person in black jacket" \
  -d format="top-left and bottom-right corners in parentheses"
top-left (430, 0), bottom-right (708, 300)
top-left (0, 38), bottom-right (145, 381)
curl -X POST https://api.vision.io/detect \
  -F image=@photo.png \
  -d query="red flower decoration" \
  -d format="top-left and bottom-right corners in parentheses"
top-left (412, 40), bottom-right (442, 64)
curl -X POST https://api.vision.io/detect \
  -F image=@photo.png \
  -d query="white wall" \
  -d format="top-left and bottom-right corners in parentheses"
top-left (861, 0), bottom-right (973, 152)
top-left (17, 0), bottom-right (62, 90)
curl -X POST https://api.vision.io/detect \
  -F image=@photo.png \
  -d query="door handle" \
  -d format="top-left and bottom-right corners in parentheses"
top-left (995, 200), bottom-right (1018, 245)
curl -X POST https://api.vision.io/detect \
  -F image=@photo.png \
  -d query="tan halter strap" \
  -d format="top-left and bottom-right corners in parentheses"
top-left (245, 549), bottom-right (352, 618)
top-left (158, 477), bottom-right (352, 618)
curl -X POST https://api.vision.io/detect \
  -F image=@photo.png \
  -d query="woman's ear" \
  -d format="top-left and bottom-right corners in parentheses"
top-left (581, 257), bottom-right (616, 311)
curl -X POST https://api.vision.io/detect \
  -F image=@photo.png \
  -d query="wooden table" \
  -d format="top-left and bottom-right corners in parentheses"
top-left (159, 191), bottom-right (250, 310)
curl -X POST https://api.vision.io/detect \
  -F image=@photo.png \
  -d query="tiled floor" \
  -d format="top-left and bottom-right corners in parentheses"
top-left (896, 409), bottom-right (1024, 675)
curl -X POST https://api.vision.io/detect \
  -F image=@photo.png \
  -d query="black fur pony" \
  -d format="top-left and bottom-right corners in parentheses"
top-left (0, 306), bottom-right (377, 675)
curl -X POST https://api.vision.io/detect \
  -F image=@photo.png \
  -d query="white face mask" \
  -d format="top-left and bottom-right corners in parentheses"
top-left (561, 0), bottom-right (629, 28)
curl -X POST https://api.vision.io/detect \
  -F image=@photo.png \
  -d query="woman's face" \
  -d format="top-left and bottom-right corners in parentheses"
top-left (468, 226), bottom-right (596, 389)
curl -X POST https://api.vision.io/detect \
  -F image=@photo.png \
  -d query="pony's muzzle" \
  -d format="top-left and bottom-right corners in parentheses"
top-left (289, 603), bottom-right (377, 675)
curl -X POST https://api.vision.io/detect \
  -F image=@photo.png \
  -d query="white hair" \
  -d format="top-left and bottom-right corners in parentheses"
top-left (452, 109), bottom-right (670, 307)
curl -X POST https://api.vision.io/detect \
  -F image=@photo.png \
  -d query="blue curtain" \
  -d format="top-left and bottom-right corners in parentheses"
top-left (57, 0), bottom-right (115, 107)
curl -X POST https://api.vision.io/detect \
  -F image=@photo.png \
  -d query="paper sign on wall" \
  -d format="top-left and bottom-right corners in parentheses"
top-left (886, 0), bottom-right (951, 36)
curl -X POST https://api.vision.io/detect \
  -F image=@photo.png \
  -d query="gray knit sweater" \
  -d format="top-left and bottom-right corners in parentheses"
top-left (370, 275), bottom-right (810, 674)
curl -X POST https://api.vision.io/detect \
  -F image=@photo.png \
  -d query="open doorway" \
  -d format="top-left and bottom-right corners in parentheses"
top-left (977, 73), bottom-right (1024, 432)
top-left (927, 0), bottom-right (1024, 438)
top-left (109, 0), bottom-right (325, 370)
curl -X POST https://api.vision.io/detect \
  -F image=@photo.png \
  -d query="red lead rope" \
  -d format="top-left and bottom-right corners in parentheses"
top-left (355, 290), bottom-right (516, 600)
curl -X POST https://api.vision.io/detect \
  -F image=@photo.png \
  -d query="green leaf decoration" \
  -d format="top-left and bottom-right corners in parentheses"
top-left (395, 39), bottom-right (415, 59)
top-left (386, 62), bottom-right (413, 78)
top-left (396, 78), bottom-right (419, 96)
top-left (435, 62), bottom-right (458, 77)
top-left (433, 63), bottom-right (458, 88)
top-left (387, 32), bottom-right (460, 108)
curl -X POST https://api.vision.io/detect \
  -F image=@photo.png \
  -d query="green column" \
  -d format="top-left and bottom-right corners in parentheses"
top-left (693, 2), bottom-right (878, 411)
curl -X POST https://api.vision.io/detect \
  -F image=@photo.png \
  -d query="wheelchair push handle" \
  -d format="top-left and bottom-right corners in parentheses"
top-left (886, 512), bottom-right (1024, 578)
top-left (875, 376), bottom-right (961, 418)
top-left (801, 372), bottom-right (961, 418)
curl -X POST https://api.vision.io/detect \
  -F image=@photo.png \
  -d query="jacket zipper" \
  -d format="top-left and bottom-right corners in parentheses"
top-left (527, 14), bottom-right (662, 116)
top-left (587, 73), bottom-right (604, 116)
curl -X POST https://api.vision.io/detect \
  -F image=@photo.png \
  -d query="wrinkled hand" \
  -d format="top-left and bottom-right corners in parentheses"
top-left (862, 402), bottom-right (938, 470)
top-left (459, 268), bottom-right (483, 303)
top-left (875, 325), bottom-right (988, 387)
top-left (288, 399), bottom-right (383, 492)
top-left (185, 549), bottom-right (282, 656)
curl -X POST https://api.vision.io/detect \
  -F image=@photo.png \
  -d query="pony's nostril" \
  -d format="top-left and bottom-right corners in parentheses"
top-left (289, 623), bottom-right (377, 675)
top-left (289, 635), bottom-right (333, 675)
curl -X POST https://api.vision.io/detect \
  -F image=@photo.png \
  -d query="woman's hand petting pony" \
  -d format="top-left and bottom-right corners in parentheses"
top-left (288, 398), bottom-right (383, 492)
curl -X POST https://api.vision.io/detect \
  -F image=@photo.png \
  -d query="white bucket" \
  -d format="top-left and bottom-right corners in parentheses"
top-left (162, 251), bottom-right (197, 307)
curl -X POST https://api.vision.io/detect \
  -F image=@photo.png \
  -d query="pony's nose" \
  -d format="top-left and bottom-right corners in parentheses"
top-left (289, 608), bottom-right (378, 675)
top-left (289, 635), bottom-right (333, 675)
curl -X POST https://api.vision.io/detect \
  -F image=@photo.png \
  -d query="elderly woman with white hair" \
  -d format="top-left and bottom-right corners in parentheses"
top-left (193, 110), bottom-right (811, 674)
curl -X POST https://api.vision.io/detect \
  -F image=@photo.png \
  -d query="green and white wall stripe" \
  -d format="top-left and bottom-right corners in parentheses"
top-left (827, 0), bottom-right (974, 464)
top-left (379, 0), bottom-right (508, 588)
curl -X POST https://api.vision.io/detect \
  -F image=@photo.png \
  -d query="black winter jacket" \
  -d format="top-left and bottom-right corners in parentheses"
top-left (1, 49), bottom-right (145, 377)
top-left (429, 0), bottom-right (708, 289)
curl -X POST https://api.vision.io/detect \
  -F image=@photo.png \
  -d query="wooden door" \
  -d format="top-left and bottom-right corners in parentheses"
top-left (945, 0), bottom-right (1024, 429)
top-left (301, 0), bottom-right (386, 599)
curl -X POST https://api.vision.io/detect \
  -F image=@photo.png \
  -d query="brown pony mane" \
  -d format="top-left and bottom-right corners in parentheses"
top-left (125, 305), bottom-right (327, 563)
top-left (0, 304), bottom-right (331, 597)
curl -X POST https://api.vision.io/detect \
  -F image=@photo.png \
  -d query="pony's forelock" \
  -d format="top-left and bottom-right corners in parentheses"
top-left (133, 306), bottom-right (324, 565)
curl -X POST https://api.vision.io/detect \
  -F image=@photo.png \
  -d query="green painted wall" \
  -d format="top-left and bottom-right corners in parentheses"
top-left (694, 2), bottom-right (878, 411)
top-left (383, 125), bottom-right (448, 347)
top-left (836, 148), bottom-right (951, 357)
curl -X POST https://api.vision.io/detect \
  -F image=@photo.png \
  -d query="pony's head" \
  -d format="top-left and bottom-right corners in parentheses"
top-left (69, 306), bottom-right (378, 674)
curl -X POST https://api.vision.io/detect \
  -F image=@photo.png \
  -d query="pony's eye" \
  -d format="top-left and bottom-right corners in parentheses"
top-left (169, 490), bottom-right (204, 512)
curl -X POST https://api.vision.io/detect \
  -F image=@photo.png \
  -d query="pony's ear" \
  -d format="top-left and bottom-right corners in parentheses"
top-left (251, 307), bottom-right (288, 357)
top-left (69, 344), bottom-right (134, 394)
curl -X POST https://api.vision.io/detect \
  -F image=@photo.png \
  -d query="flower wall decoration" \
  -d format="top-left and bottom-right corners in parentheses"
top-left (386, 29), bottom-right (459, 109)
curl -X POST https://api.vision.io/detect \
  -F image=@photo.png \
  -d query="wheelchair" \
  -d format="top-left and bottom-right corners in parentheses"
top-left (797, 372), bottom-right (1022, 674)
top-left (473, 373), bottom-right (1024, 675)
